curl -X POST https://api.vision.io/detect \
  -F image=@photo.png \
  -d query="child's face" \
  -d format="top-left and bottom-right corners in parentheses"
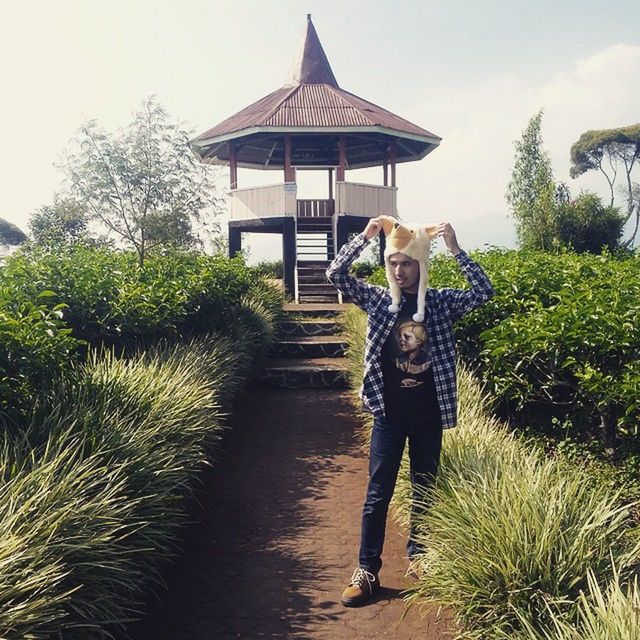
top-left (398, 328), bottom-right (422, 352)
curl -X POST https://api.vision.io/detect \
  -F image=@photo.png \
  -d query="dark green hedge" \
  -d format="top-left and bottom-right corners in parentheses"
top-left (369, 247), bottom-right (640, 447)
top-left (0, 244), bottom-right (284, 421)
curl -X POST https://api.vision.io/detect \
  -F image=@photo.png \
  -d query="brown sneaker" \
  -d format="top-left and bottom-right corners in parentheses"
top-left (341, 567), bottom-right (380, 607)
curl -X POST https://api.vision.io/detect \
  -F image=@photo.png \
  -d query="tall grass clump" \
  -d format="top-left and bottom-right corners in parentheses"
top-left (515, 563), bottom-right (640, 639)
top-left (403, 366), bottom-right (640, 638)
top-left (0, 309), bottom-right (276, 638)
top-left (0, 334), bottom-right (231, 638)
top-left (341, 305), bottom-right (640, 639)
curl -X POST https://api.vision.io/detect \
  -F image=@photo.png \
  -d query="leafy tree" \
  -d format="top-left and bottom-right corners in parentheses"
top-left (0, 219), bottom-right (27, 246)
top-left (555, 192), bottom-right (626, 254)
top-left (29, 195), bottom-right (90, 245)
top-left (506, 110), bottom-right (558, 250)
top-left (60, 96), bottom-right (222, 267)
top-left (570, 123), bottom-right (640, 247)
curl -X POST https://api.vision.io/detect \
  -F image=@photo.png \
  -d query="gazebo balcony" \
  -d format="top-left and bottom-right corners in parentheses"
top-left (229, 181), bottom-right (397, 221)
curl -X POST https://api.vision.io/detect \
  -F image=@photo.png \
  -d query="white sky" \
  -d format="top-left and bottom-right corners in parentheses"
top-left (1, 0), bottom-right (639, 262)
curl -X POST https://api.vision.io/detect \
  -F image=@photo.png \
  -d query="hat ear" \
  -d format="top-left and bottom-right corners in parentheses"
top-left (379, 215), bottom-right (398, 236)
top-left (424, 223), bottom-right (439, 239)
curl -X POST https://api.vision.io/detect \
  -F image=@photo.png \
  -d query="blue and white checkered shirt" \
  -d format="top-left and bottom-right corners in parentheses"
top-left (326, 232), bottom-right (494, 429)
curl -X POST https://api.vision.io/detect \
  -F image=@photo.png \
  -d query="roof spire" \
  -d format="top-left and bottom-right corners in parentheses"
top-left (284, 15), bottom-right (339, 87)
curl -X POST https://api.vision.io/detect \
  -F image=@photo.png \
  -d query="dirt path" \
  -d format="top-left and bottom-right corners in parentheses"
top-left (125, 387), bottom-right (454, 640)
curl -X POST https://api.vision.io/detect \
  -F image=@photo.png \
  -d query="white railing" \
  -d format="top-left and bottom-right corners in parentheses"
top-left (229, 181), bottom-right (397, 220)
top-left (229, 183), bottom-right (297, 220)
top-left (335, 181), bottom-right (397, 217)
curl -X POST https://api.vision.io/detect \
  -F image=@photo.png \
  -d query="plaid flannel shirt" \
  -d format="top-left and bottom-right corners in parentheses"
top-left (326, 232), bottom-right (495, 429)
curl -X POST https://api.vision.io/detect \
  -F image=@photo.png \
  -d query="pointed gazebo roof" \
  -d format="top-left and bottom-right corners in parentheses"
top-left (191, 15), bottom-right (441, 170)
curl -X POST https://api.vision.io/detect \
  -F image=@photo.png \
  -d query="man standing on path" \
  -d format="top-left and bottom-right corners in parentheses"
top-left (326, 215), bottom-right (494, 607)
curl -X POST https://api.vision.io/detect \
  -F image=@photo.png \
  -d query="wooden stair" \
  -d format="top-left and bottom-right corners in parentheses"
top-left (296, 217), bottom-right (339, 304)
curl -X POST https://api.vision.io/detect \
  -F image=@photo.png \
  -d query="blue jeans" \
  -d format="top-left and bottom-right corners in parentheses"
top-left (359, 410), bottom-right (443, 574)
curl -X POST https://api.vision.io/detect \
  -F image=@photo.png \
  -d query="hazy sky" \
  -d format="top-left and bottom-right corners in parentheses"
top-left (1, 0), bottom-right (639, 262)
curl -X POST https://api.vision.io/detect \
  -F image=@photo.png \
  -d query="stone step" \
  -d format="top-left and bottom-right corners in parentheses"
top-left (283, 302), bottom-right (349, 317)
top-left (297, 260), bottom-right (331, 267)
top-left (271, 335), bottom-right (348, 359)
top-left (278, 319), bottom-right (341, 337)
top-left (260, 357), bottom-right (350, 389)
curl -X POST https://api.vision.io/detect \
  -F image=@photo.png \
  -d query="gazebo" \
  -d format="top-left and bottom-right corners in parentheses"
top-left (190, 14), bottom-right (441, 302)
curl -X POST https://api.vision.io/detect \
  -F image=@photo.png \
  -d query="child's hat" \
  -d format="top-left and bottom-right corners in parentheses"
top-left (379, 215), bottom-right (439, 323)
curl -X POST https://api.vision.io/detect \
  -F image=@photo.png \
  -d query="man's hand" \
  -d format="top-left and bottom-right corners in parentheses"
top-left (363, 216), bottom-right (386, 240)
top-left (434, 222), bottom-right (462, 256)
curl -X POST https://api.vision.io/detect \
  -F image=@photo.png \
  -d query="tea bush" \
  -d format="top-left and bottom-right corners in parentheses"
top-left (368, 248), bottom-right (640, 447)
top-left (0, 244), bottom-right (284, 420)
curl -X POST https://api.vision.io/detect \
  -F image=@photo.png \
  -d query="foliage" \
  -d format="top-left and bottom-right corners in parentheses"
top-left (403, 368), bottom-right (640, 638)
top-left (338, 317), bottom-right (640, 638)
top-left (252, 258), bottom-right (283, 279)
top-left (554, 192), bottom-right (626, 254)
top-left (506, 110), bottom-right (558, 250)
top-left (514, 564), bottom-right (640, 639)
top-left (569, 123), bottom-right (640, 247)
top-left (0, 290), bottom-right (78, 418)
top-left (0, 218), bottom-right (27, 246)
top-left (367, 248), bottom-right (640, 452)
top-left (28, 195), bottom-right (91, 245)
top-left (0, 325), bottom-right (271, 638)
top-left (60, 96), bottom-right (222, 266)
top-left (0, 244), bottom-right (284, 422)
top-left (350, 259), bottom-right (378, 278)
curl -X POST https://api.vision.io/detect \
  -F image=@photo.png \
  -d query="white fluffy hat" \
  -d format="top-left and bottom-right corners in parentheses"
top-left (380, 216), bottom-right (439, 323)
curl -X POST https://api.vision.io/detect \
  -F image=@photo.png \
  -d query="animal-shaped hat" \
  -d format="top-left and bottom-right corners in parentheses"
top-left (379, 215), bottom-right (439, 323)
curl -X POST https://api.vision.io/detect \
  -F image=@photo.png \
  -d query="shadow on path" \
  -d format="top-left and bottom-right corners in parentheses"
top-left (122, 387), bottom-right (452, 640)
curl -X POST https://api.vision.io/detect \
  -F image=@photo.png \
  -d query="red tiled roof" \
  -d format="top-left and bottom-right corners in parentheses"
top-left (191, 15), bottom-right (441, 167)
top-left (195, 83), bottom-right (438, 141)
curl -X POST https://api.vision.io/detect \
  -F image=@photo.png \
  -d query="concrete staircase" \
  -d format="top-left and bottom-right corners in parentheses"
top-left (261, 302), bottom-right (351, 389)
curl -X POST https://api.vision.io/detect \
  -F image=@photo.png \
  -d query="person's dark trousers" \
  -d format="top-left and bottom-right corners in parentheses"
top-left (358, 410), bottom-right (443, 574)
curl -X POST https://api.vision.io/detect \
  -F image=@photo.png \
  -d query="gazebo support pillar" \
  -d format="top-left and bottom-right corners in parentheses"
top-left (284, 135), bottom-right (296, 183)
top-left (228, 218), bottom-right (297, 298)
top-left (337, 136), bottom-right (346, 181)
top-left (229, 142), bottom-right (238, 189)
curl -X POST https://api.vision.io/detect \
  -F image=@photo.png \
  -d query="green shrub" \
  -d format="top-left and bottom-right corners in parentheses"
top-left (0, 244), bottom-right (284, 420)
top-left (555, 192), bottom-right (626, 254)
top-left (0, 290), bottom-right (78, 418)
top-left (0, 332), bottom-right (241, 638)
top-left (368, 248), bottom-right (640, 449)
top-left (341, 306), bottom-right (640, 639)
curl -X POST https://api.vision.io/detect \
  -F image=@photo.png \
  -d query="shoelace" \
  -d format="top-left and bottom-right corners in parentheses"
top-left (349, 567), bottom-right (377, 594)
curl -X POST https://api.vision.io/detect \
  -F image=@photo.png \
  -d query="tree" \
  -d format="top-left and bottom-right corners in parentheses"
top-left (60, 96), bottom-right (222, 267)
top-left (0, 218), bottom-right (27, 246)
top-left (29, 195), bottom-right (89, 245)
top-left (506, 110), bottom-right (558, 250)
top-left (555, 192), bottom-right (625, 254)
top-left (569, 123), bottom-right (640, 248)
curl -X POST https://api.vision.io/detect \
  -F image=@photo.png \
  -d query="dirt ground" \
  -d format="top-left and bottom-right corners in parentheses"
top-left (123, 387), bottom-right (455, 640)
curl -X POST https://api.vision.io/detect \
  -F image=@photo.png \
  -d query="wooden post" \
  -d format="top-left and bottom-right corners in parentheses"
top-left (390, 141), bottom-right (397, 188)
top-left (328, 168), bottom-right (333, 200)
top-left (282, 217), bottom-right (296, 299)
top-left (284, 135), bottom-right (296, 183)
top-left (337, 135), bottom-right (346, 181)
top-left (383, 159), bottom-right (388, 187)
top-left (228, 225), bottom-right (242, 258)
top-left (229, 142), bottom-right (238, 190)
